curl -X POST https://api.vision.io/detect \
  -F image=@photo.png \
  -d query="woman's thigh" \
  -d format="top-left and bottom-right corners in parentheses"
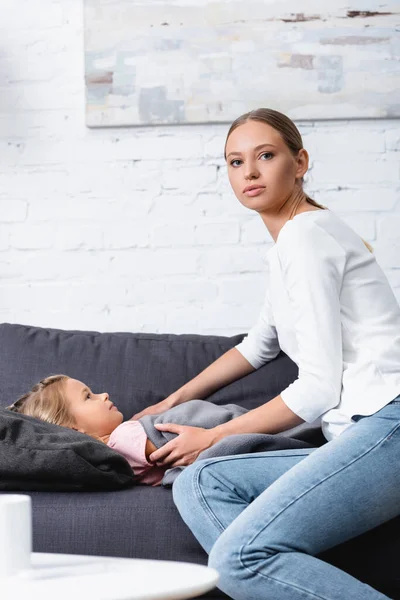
top-left (208, 399), bottom-right (400, 559)
top-left (174, 399), bottom-right (400, 557)
top-left (173, 447), bottom-right (316, 553)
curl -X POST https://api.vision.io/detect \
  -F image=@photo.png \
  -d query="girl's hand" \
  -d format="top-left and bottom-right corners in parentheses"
top-left (130, 395), bottom-right (176, 420)
top-left (149, 424), bottom-right (216, 467)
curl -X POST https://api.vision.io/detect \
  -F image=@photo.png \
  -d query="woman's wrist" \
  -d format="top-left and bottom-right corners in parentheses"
top-left (208, 426), bottom-right (226, 446)
top-left (166, 389), bottom-right (190, 408)
top-left (171, 384), bottom-right (198, 406)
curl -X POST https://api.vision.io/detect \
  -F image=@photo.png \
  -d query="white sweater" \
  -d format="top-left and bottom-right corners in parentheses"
top-left (235, 210), bottom-right (400, 441)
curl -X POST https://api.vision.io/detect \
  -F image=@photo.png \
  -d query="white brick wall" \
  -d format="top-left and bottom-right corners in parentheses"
top-left (0, 0), bottom-right (399, 335)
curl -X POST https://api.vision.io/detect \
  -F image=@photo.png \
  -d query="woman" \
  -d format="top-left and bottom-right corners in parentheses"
top-left (133, 109), bottom-right (400, 599)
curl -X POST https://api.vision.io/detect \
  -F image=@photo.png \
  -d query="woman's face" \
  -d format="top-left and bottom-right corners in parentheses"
top-left (225, 120), bottom-right (308, 215)
top-left (64, 378), bottom-right (123, 438)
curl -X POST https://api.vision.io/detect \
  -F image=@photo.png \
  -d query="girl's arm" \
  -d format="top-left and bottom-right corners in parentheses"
top-left (145, 437), bottom-right (157, 460)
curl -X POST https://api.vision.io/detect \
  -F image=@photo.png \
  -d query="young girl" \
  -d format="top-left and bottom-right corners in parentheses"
top-left (7, 375), bottom-right (165, 485)
top-left (8, 374), bottom-right (285, 486)
top-left (134, 109), bottom-right (400, 600)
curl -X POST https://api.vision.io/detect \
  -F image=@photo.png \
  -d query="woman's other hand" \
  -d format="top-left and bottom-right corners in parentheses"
top-left (148, 424), bottom-right (217, 467)
top-left (130, 393), bottom-right (178, 420)
top-left (131, 348), bottom-right (254, 421)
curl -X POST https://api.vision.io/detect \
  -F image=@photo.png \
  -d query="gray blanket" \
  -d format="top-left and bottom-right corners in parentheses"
top-left (139, 400), bottom-right (318, 486)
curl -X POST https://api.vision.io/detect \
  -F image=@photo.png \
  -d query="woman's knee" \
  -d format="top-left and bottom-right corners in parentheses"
top-left (172, 463), bottom-right (197, 512)
top-left (174, 456), bottom-right (226, 498)
top-left (209, 526), bottom-right (276, 569)
top-left (208, 535), bottom-right (236, 576)
top-left (208, 533), bottom-right (252, 586)
top-left (173, 458), bottom-right (213, 514)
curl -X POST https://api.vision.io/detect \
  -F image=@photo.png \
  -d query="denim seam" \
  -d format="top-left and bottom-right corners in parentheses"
top-left (193, 462), bottom-right (228, 535)
top-left (236, 421), bottom-right (400, 596)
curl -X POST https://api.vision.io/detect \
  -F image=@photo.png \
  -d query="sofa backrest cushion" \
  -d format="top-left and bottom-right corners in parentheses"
top-left (0, 408), bottom-right (135, 491)
top-left (0, 323), bottom-right (299, 419)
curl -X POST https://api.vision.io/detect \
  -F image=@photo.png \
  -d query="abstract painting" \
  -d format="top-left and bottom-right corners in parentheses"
top-left (84, 1), bottom-right (400, 126)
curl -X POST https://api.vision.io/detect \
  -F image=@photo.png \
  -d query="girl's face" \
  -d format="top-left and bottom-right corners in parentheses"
top-left (225, 120), bottom-right (308, 215)
top-left (64, 378), bottom-right (123, 438)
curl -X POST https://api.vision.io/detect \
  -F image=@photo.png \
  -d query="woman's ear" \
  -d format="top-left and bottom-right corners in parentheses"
top-left (295, 148), bottom-right (309, 179)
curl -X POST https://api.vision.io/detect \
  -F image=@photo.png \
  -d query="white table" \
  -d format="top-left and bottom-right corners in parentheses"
top-left (3, 552), bottom-right (219, 600)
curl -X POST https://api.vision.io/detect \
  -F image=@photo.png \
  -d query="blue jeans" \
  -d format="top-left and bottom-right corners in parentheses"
top-left (173, 397), bottom-right (400, 600)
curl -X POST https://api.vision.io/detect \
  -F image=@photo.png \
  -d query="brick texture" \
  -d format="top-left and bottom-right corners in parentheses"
top-left (0, 0), bottom-right (399, 334)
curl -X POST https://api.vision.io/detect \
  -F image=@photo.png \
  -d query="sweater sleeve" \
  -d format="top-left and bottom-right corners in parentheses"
top-left (276, 220), bottom-right (346, 423)
top-left (108, 421), bottom-right (165, 486)
top-left (108, 420), bottom-right (150, 473)
top-left (235, 285), bottom-right (281, 369)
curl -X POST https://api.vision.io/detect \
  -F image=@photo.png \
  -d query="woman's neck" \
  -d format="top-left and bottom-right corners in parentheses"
top-left (260, 190), bottom-right (320, 242)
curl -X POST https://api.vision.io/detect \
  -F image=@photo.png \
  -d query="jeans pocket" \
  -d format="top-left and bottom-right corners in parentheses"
top-left (389, 394), bottom-right (400, 404)
top-left (352, 395), bottom-right (400, 422)
top-left (352, 414), bottom-right (366, 423)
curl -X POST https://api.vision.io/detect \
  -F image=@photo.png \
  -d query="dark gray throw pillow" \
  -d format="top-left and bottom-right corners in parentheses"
top-left (0, 409), bottom-right (135, 491)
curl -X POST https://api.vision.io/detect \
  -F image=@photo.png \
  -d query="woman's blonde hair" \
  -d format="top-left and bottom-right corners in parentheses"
top-left (7, 374), bottom-right (75, 428)
top-left (225, 108), bottom-right (373, 253)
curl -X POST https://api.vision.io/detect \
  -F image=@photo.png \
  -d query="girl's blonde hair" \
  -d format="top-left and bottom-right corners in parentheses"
top-left (225, 108), bottom-right (373, 253)
top-left (7, 374), bottom-right (75, 428)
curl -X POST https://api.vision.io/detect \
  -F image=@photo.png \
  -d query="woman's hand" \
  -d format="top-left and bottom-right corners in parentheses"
top-left (130, 394), bottom-right (178, 420)
top-left (148, 424), bottom-right (217, 467)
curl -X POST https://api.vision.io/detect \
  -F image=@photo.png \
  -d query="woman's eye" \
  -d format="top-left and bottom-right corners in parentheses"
top-left (260, 152), bottom-right (273, 160)
top-left (86, 393), bottom-right (91, 400)
top-left (230, 159), bottom-right (242, 167)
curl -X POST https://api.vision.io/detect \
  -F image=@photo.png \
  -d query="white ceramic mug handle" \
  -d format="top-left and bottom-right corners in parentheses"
top-left (0, 495), bottom-right (32, 577)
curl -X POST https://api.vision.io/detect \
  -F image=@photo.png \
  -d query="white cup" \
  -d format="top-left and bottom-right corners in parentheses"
top-left (0, 495), bottom-right (32, 577)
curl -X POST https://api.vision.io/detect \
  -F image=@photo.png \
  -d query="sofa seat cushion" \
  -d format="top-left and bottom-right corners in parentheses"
top-left (6, 485), bottom-right (398, 600)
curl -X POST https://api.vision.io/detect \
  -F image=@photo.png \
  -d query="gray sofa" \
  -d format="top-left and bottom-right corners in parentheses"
top-left (0, 323), bottom-right (399, 599)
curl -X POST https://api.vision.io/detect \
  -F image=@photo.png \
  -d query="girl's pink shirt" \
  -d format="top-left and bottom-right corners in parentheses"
top-left (107, 420), bottom-right (165, 486)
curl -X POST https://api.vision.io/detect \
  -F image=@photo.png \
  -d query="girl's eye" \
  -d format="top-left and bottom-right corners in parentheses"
top-left (260, 152), bottom-right (273, 160)
top-left (230, 159), bottom-right (242, 167)
top-left (86, 393), bottom-right (91, 400)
